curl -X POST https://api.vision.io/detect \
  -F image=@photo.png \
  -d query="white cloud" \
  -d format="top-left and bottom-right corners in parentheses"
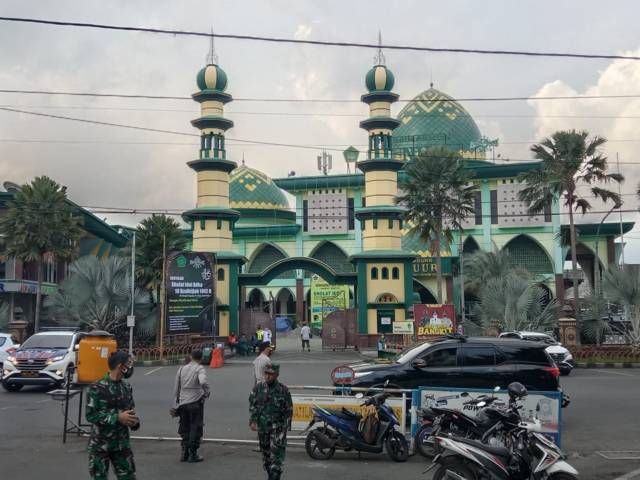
top-left (294, 24), bottom-right (312, 40)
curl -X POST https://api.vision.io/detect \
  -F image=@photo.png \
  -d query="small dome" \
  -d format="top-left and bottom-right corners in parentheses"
top-left (365, 65), bottom-right (395, 92)
top-left (230, 165), bottom-right (289, 211)
top-left (196, 64), bottom-right (228, 91)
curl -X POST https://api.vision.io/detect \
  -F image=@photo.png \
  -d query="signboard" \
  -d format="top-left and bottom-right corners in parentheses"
top-left (414, 304), bottom-right (456, 340)
top-left (330, 365), bottom-right (355, 385)
top-left (166, 251), bottom-right (215, 335)
top-left (291, 394), bottom-right (406, 435)
top-left (310, 275), bottom-right (349, 331)
top-left (413, 387), bottom-right (562, 446)
top-left (392, 321), bottom-right (414, 334)
top-left (412, 257), bottom-right (454, 276)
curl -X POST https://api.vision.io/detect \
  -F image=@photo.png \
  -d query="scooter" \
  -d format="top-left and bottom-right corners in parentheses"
top-left (303, 390), bottom-right (409, 462)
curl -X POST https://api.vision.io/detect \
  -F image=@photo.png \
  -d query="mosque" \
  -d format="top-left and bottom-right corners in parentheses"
top-left (181, 43), bottom-right (633, 344)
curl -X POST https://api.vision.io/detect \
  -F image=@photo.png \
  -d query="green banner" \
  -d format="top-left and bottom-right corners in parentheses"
top-left (310, 275), bottom-right (349, 331)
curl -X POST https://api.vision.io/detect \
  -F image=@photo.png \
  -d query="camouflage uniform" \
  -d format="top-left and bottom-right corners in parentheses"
top-left (249, 376), bottom-right (293, 479)
top-left (86, 373), bottom-right (139, 479)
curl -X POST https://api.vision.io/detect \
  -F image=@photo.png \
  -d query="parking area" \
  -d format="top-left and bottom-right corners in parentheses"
top-left (1, 355), bottom-right (640, 479)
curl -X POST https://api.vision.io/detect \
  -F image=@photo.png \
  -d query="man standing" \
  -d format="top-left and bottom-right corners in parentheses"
top-left (253, 342), bottom-right (273, 385)
top-left (172, 349), bottom-right (210, 462)
top-left (300, 322), bottom-right (311, 352)
top-left (249, 364), bottom-right (292, 480)
top-left (86, 350), bottom-right (139, 480)
top-left (263, 326), bottom-right (273, 344)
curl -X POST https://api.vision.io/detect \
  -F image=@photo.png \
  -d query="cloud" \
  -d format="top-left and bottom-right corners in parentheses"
top-left (294, 24), bottom-right (313, 41)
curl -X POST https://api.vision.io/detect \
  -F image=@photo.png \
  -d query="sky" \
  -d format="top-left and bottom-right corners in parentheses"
top-left (1, 0), bottom-right (640, 260)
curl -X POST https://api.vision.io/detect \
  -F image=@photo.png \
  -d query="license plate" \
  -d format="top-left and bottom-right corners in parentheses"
top-left (21, 372), bottom-right (39, 378)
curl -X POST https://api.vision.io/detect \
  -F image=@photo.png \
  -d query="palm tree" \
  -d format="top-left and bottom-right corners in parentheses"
top-left (518, 130), bottom-right (624, 320)
top-left (398, 147), bottom-right (477, 303)
top-left (0, 176), bottom-right (83, 332)
top-left (602, 265), bottom-right (640, 351)
top-left (45, 255), bottom-right (151, 333)
top-left (464, 249), bottom-right (529, 295)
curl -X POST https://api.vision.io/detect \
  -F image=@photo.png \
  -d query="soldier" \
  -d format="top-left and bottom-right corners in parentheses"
top-left (249, 364), bottom-right (293, 480)
top-left (86, 350), bottom-right (140, 480)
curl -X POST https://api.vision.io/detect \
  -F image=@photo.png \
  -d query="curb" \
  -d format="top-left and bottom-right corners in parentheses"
top-left (135, 353), bottom-right (235, 367)
top-left (576, 362), bottom-right (640, 369)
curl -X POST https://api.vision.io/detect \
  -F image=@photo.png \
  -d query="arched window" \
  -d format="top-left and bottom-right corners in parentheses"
top-left (392, 267), bottom-right (400, 279)
top-left (371, 267), bottom-right (378, 280)
top-left (217, 268), bottom-right (225, 281)
top-left (381, 267), bottom-right (389, 279)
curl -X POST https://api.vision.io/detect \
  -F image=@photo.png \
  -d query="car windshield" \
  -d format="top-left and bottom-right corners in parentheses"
top-left (0, 337), bottom-right (6, 347)
top-left (394, 342), bottom-right (431, 363)
top-left (20, 334), bottom-right (73, 350)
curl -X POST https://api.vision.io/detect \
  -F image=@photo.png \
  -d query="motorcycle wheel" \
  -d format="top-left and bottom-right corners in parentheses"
top-left (385, 430), bottom-right (409, 462)
top-left (415, 424), bottom-right (440, 458)
top-left (433, 462), bottom-right (476, 480)
top-left (305, 428), bottom-right (336, 460)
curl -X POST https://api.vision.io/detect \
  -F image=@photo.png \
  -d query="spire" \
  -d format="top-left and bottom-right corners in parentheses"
top-left (242, 152), bottom-right (245, 166)
top-left (373, 30), bottom-right (386, 66)
top-left (207, 27), bottom-right (219, 65)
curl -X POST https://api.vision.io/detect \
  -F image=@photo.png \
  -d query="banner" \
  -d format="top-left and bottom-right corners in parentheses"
top-left (392, 321), bottom-right (415, 334)
top-left (166, 251), bottom-right (215, 335)
top-left (414, 304), bottom-right (456, 340)
top-left (310, 275), bottom-right (349, 331)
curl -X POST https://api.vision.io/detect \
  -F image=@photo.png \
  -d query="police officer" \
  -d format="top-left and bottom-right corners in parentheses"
top-left (86, 350), bottom-right (139, 480)
top-left (249, 364), bottom-right (292, 480)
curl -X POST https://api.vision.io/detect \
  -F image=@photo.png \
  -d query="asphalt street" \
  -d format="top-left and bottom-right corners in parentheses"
top-left (1, 344), bottom-right (640, 479)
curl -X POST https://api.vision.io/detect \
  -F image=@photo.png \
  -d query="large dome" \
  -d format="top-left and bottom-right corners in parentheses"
top-left (229, 164), bottom-right (290, 211)
top-left (393, 87), bottom-right (482, 157)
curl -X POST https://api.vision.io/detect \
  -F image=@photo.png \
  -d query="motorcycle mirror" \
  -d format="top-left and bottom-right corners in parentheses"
top-left (412, 358), bottom-right (427, 369)
top-left (355, 393), bottom-right (364, 399)
top-left (460, 392), bottom-right (469, 398)
top-left (494, 386), bottom-right (500, 392)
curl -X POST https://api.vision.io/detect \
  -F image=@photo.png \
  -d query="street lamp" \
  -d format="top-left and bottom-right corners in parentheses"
top-left (594, 201), bottom-right (622, 296)
top-left (343, 146), bottom-right (360, 173)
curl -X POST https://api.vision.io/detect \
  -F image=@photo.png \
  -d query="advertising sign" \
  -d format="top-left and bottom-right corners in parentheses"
top-left (414, 387), bottom-right (562, 446)
top-left (414, 304), bottom-right (456, 340)
top-left (166, 251), bottom-right (215, 335)
top-left (310, 275), bottom-right (349, 331)
top-left (392, 321), bottom-right (414, 335)
top-left (291, 394), bottom-right (406, 435)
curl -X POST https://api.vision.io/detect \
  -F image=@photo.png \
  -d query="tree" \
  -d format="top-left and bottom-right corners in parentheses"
top-left (45, 255), bottom-right (151, 333)
top-left (602, 265), bottom-right (640, 351)
top-left (464, 249), bottom-right (529, 295)
top-left (579, 293), bottom-right (612, 346)
top-left (0, 176), bottom-right (83, 332)
top-left (519, 130), bottom-right (623, 322)
top-left (398, 148), bottom-right (477, 303)
top-left (474, 271), bottom-right (558, 332)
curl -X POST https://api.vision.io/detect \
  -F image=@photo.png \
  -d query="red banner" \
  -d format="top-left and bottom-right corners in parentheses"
top-left (414, 304), bottom-right (456, 340)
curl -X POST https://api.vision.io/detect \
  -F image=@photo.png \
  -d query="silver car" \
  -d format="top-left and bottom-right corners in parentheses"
top-left (499, 331), bottom-right (574, 375)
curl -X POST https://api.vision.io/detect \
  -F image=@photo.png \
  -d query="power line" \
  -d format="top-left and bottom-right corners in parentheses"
top-left (4, 88), bottom-right (640, 104)
top-left (1, 16), bottom-right (639, 61)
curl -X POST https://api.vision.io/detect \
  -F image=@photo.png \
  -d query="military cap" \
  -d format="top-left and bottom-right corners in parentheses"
top-left (264, 363), bottom-right (280, 374)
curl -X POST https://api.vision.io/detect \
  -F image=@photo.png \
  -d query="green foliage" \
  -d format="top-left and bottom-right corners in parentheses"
top-left (464, 249), bottom-right (529, 295)
top-left (134, 214), bottom-right (187, 304)
top-left (579, 293), bottom-right (612, 345)
top-left (602, 266), bottom-right (640, 350)
top-left (398, 147), bottom-right (477, 302)
top-left (45, 255), bottom-right (151, 333)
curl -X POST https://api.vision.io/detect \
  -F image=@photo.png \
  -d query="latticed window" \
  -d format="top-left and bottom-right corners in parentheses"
top-left (310, 242), bottom-right (354, 274)
top-left (248, 245), bottom-right (294, 278)
top-left (504, 236), bottom-right (552, 275)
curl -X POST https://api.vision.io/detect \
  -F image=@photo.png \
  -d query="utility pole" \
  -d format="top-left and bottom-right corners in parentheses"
top-left (159, 234), bottom-right (167, 359)
top-left (617, 153), bottom-right (626, 266)
top-left (459, 230), bottom-right (466, 330)
top-left (127, 231), bottom-right (136, 354)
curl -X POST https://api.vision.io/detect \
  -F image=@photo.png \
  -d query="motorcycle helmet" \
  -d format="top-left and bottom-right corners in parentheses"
top-left (507, 382), bottom-right (528, 400)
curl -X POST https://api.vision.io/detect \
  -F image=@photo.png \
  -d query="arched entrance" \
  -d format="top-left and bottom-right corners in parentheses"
top-left (413, 279), bottom-right (438, 304)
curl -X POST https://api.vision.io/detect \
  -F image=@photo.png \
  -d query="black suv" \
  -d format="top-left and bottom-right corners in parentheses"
top-left (344, 336), bottom-right (564, 398)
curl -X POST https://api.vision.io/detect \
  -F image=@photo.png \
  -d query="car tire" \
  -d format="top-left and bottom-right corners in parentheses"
top-left (1, 379), bottom-right (23, 392)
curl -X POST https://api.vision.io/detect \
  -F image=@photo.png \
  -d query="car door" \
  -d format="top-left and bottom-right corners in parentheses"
top-left (409, 345), bottom-right (461, 389)
top-left (460, 344), bottom-right (513, 389)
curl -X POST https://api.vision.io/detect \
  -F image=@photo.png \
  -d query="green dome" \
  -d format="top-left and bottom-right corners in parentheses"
top-left (196, 64), bottom-right (228, 91)
top-left (229, 165), bottom-right (290, 211)
top-left (365, 65), bottom-right (395, 92)
top-left (393, 87), bottom-right (482, 156)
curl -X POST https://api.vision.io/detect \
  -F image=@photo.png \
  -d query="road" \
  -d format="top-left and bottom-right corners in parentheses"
top-left (1, 348), bottom-right (640, 479)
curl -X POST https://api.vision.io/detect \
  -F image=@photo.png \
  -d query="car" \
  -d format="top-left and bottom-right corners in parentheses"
top-left (0, 333), bottom-right (20, 369)
top-left (342, 335), bottom-right (564, 398)
top-left (499, 331), bottom-right (574, 375)
top-left (1, 330), bottom-right (82, 392)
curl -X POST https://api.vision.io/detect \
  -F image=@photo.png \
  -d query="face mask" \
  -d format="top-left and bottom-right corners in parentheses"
top-left (122, 363), bottom-right (134, 379)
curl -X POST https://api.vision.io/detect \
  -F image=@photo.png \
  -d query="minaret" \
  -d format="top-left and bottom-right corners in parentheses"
top-left (351, 35), bottom-right (416, 334)
top-left (182, 37), bottom-right (245, 335)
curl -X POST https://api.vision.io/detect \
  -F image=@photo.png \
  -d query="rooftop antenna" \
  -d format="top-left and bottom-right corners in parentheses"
top-left (373, 30), bottom-right (386, 66)
top-left (207, 27), bottom-right (219, 65)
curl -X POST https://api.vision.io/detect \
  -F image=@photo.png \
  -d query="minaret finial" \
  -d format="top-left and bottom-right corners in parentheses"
top-left (373, 30), bottom-right (386, 66)
top-left (207, 27), bottom-right (219, 65)
top-left (242, 152), bottom-right (245, 166)
top-left (430, 70), bottom-right (433, 88)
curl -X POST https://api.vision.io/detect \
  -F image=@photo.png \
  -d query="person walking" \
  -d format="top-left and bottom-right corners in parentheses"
top-left (171, 349), bottom-right (210, 463)
top-left (253, 342), bottom-right (273, 385)
top-left (249, 364), bottom-right (292, 480)
top-left (256, 325), bottom-right (265, 343)
top-left (86, 350), bottom-right (139, 480)
top-left (300, 323), bottom-right (311, 352)
top-left (263, 326), bottom-right (273, 344)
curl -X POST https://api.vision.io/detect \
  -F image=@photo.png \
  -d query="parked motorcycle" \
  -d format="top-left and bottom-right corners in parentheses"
top-left (415, 387), bottom-right (511, 458)
top-left (303, 390), bottom-right (409, 462)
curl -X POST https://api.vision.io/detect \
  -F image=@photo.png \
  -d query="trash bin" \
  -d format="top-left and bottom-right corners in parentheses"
top-left (77, 330), bottom-right (117, 384)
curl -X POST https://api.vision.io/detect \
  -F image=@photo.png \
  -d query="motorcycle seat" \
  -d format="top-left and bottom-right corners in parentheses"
top-left (454, 436), bottom-right (511, 460)
top-left (325, 408), bottom-right (362, 421)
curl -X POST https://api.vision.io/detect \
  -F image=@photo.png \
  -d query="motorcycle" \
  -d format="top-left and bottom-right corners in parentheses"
top-left (415, 387), bottom-right (512, 458)
top-left (303, 390), bottom-right (409, 462)
top-left (428, 383), bottom-right (578, 480)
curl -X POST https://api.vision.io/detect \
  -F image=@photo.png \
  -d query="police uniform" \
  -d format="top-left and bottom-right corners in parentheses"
top-left (249, 364), bottom-right (293, 479)
top-left (86, 373), bottom-right (139, 479)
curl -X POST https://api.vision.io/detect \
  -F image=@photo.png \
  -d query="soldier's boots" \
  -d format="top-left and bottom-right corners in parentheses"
top-left (268, 471), bottom-right (281, 480)
top-left (188, 448), bottom-right (204, 463)
top-left (180, 446), bottom-right (189, 462)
